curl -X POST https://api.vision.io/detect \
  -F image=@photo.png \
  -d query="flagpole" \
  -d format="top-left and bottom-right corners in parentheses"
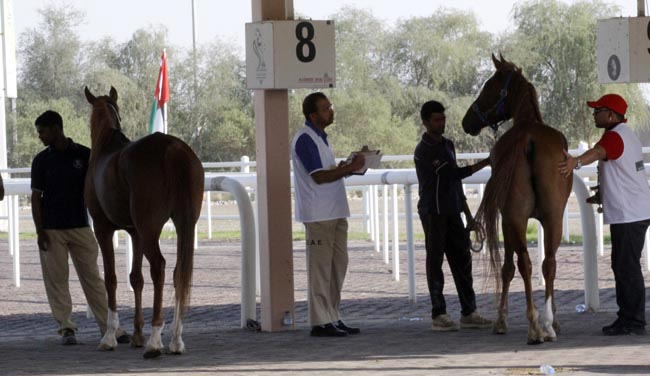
top-left (191, 0), bottom-right (198, 104)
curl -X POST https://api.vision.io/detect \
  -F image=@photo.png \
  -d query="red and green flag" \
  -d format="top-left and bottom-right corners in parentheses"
top-left (148, 49), bottom-right (169, 134)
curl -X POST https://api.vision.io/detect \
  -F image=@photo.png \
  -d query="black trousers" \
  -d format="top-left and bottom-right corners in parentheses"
top-left (610, 219), bottom-right (650, 327)
top-left (419, 213), bottom-right (476, 318)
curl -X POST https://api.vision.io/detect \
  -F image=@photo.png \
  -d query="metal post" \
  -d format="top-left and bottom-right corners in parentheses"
top-left (126, 233), bottom-right (133, 292)
top-left (404, 185), bottom-right (416, 302)
top-left (369, 185), bottom-right (376, 242)
top-left (573, 175), bottom-right (599, 311)
top-left (392, 184), bottom-right (400, 281)
top-left (191, 0), bottom-right (199, 102)
top-left (563, 207), bottom-right (570, 242)
top-left (597, 212), bottom-right (604, 256)
top-left (206, 191), bottom-right (212, 239)
top-left (363, 187), bottom-right (370, 234)
top-left (382, 185), bottom-right (389, 264)
top-left (373, 185), bottom-right (380, 252)
top-left (638, 0), bottom-right (646, 16)
top-left (10, 195), bottom-right (19, 287)
top-left (537, 221), bottom-right (545, 286)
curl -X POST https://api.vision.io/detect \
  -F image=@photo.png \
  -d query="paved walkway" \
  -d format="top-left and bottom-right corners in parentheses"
top-left (1, 239), bottom-right (649, 375)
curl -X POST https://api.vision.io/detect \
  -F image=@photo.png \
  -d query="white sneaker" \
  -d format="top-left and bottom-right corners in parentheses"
top-left (460, 312), bottom-right (493, 329)
top-left (431, 314), bottom-right (459, 332)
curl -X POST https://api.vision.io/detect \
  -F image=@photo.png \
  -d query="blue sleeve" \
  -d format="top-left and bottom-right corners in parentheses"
top-left (295, 134), bottom-right (323, 173)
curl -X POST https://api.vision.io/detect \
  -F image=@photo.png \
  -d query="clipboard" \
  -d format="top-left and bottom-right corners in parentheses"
top-left (346, 149), bottom-right (382, 175)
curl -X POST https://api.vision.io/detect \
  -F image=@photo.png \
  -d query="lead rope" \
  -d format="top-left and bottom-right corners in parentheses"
top-left (468, 126), bottom-right (500, 253)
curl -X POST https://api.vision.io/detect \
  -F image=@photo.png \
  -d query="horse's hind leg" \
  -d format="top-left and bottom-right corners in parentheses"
top-left (94, 227), bottom-right (119, 351)
top-left (142, 237), bottom-right (166, 359)
top-left (127, 232), bottom-right (146, 347)
top-left (494, 246), bottom-right (515, 334)
top-left (168, 211), bottom-right (198, 355)
top-left (504, 218), bottom-right (545, 344)
top-left (540, 216), bottom-right (563, 342)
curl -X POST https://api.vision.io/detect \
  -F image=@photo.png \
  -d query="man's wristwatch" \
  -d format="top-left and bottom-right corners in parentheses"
top-left (574, 158), bottom-right (582, 170)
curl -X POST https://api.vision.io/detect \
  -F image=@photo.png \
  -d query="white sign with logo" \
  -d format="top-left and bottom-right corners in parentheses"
top-left (245, 20), bottom-right (336, 89)
top-left (597, 17), bottom-right (650, 84)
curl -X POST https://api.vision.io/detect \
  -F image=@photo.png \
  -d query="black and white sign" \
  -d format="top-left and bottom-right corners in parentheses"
top-left (597, 17), bottom-right (650, 84)
top-left (245, 20), bottom-right (336, 89)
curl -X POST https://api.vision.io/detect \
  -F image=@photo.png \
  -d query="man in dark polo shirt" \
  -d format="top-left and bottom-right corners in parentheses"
top-left (415, 100), bottom-right (492, 331)
top-left (31, 110), bottom-right (129, 346)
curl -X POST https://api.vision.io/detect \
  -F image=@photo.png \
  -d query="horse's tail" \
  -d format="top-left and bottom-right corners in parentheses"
top-left (474, 130), bottom-right (529, 293)
top-left (166, 140), bottom-right (205, 317)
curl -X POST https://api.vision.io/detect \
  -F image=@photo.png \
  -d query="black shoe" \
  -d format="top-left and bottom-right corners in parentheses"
top-left (61, 329), bottom-right (77, 345)
top-left (310, 323), bottom-right (348, 337)
top-left (335, 320), bottom-right (360, 335)
top-left (602, 320), bottom-right (646, 336)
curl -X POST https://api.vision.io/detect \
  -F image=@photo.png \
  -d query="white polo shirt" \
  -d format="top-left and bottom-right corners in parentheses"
top-left (597, 123), bottom-right (650, 224)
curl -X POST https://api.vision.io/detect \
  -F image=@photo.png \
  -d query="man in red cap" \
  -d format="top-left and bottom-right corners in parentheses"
top-left (559, 93), bottom-right (650, 335)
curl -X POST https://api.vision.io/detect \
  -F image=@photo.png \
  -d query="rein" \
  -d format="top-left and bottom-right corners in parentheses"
top-left (470, 71), bottom-right (514, 132)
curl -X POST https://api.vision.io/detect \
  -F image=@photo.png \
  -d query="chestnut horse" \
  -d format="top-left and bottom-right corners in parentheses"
top-left (461, 55), bottom-right (572, 344)
top-left (84, 87), bottom-right (204, 357)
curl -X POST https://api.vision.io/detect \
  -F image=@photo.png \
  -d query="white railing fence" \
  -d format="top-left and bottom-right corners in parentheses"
top-left (5, 144), bottom-right (650, 314)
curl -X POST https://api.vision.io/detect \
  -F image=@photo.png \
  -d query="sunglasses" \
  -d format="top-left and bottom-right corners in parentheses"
top-left (593, 108), bottom-right (609, 115)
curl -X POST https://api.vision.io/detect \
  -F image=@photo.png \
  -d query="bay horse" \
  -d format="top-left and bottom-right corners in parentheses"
top-left (84, 86), bottom-right (204, 357)
top-left (461, 55), bottom-right (572, 344)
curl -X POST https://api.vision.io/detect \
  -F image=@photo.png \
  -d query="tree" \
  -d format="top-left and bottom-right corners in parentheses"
top-left (170, 40), bottom-right (254, 162)
top-left (501, 0), bottom-right (650, 145)
top-left (11, 98), bottom-right (88, 168)
top-left (384, 10), bottom-right (493, 97)
top-left (18, 5), bottom-right (84, 102)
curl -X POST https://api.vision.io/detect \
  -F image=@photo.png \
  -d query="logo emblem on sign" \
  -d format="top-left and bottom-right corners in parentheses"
top-left (607, 54), bottom-right (621, 81)
top-left (252, 28), bottom-right (267, 73)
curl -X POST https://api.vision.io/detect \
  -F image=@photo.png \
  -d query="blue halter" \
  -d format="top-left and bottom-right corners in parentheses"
top-left (470, 71), bottom-right (514, 132)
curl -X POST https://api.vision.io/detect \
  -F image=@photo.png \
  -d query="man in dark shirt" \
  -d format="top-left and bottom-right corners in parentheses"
top-left (31, 110), bottom-right (129, 346)
top-left (414, 100), bottom-right (492, 331)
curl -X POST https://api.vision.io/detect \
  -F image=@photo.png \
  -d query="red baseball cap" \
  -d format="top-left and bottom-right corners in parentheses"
top-left (587, 94), bottom-right (628, 116)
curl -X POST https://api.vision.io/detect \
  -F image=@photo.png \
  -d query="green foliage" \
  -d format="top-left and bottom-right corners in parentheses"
top-left (502, 0), bottom-right (650, 145)
top-left (10, 1), bottom-right (650, 170)
top-left (12, 97), bottom-right (88, 167)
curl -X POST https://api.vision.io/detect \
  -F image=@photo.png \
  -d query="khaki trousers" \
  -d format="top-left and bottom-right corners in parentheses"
top-left (38, 227), bottom-right (109, 335)
top-left (304, 218), bottom-right (349, 326)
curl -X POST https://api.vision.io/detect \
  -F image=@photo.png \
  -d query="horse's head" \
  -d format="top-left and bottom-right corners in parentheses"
top-left (462, 54), bottom-right (521, 136)
top-left (84, 86), bottom-right (121, 130)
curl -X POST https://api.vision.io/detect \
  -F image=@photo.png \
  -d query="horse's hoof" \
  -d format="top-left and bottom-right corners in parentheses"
top-left (97, 343), bottom-right (116, 351)
top-left (143, 349), bottom-right (162, 359)
top-left (130, 333), bottom-right (146, 348)
top-left (527, 338), bottom-right (544, 345)
top-left (552, 322), bottom-right (561, 335)
top-left (169, 339), bottom-right (185, 354)
top-left (492, 323), bottom-right (508, 334)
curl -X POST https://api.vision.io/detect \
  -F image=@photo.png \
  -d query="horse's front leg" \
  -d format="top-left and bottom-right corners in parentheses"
top-left (143, 242), bottom-right (166, 359)
top-left (95, 228), bottom-right (119, 351)
top-left (518, 250), bottom-right (545, 344)
top-left (127, 232), bottom-right (146, 348)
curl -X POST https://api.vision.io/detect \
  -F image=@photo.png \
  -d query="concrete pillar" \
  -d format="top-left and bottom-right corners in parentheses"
top-left (251, 0), bottom-right (295, 332)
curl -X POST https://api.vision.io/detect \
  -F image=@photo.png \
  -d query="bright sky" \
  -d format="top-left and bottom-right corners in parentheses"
top-left (13, 0), bottom-right (642, 51)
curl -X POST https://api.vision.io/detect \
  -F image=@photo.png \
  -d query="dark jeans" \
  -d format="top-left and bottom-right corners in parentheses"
top-left (419, 212), bottom-right (476, 318)
top-left (610, 219), bottom-right (650, 327)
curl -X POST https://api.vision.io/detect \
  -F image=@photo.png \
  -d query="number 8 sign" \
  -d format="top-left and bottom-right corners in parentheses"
top-left (246, 20), bottom-right (336, 89)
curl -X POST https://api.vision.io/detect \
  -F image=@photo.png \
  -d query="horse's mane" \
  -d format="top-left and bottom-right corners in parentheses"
top-left (89, 99), bottom-right (123, 152)
top-left (497, 60), bottom-right (544, 124)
